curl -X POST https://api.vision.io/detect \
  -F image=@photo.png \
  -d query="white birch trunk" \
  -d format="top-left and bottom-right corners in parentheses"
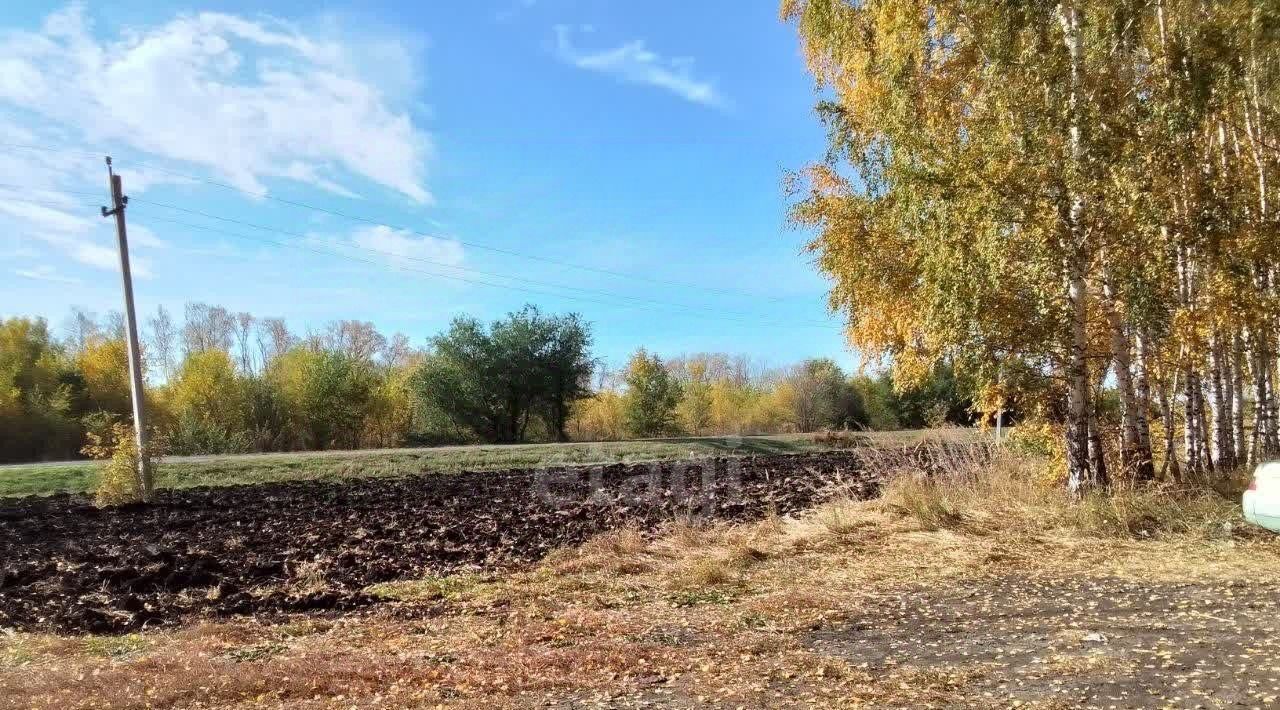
top-left (1210, 335), bottom-right (1232, 469)
top-left (1058, 1), bottom-right (1093, 492)
top-left (1234, 332), bottom-right (1249, 465)
top-left (1252, 330), bottom-right (1271, 463)
top-left (1159, 375), bottom-right (1181, 482)
top-left (1199, 377), bottom-right (1214, 473)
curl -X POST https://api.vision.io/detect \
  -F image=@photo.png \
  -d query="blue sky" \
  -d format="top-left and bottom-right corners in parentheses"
top-left (0, 1), bottom-right (852, 373)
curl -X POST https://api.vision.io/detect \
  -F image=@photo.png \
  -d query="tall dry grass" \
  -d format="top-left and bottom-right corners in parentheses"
top-left (866, 442), bottom-right (1251, 540)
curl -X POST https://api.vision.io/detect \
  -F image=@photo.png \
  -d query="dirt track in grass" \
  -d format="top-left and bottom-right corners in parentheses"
top-left (0, 451), bottom-right (880, 633)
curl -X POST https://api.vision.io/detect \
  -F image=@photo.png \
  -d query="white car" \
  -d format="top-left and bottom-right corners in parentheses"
top-left (1243, 462), bottom-right (1280, 532)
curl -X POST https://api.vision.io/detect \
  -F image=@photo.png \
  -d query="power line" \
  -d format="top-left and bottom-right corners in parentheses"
top-left (0, 195), bottom-right (614, 309)
top-left (137, 212), bottom-right (839, 331)
top-left (0, 195), bottom-right (99, 211)
top-left (128, 196), bottom-right (837, 327)
top-left (139, 213), bottom-right (638, 308)
top-left (0, 142), bottom-right (103, 160)
top-left (0, 141), bottom-right (800, 303)
top-left (0, 189), bottom-right (839, 329)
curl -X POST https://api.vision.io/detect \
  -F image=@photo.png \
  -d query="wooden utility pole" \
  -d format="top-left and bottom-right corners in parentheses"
top-left (102, 157), bottom-right (152, 500)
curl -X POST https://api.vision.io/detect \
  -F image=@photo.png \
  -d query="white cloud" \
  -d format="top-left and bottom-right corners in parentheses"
top-left (14, 264), bottom-right (81, 284)
top-left (350, 225), bottom-right (464, 268)
top-left (282, 162), bottom-right (362, 199)
top-left (127, 223), bottom-right (168, 250)
top-left (554, 26), bottom-right (724, 108)
top-left (115, 165), bottom-right (197, 193)
top-left (61, 238), bottom-right (153, 278)
top-left (0, 4), bottom-right (432, 203)
top-left (0, 4), bottom-right (429, 285)
top-left (0, 200), bottom-right (92, 235)
top-left (68, 241), bottom-right (118, 271)
top-left (0, 195), bottom-right (153, 277)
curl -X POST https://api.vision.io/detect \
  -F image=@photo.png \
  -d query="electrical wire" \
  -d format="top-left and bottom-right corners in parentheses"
top-left (134, 211), bottom-right (839, 331)
top-left (0, 141), bottom-right (805, 303)
top-left (126, 196), bottom-right (837, 327)
top-left (0, 178), bottom-right (839, 327)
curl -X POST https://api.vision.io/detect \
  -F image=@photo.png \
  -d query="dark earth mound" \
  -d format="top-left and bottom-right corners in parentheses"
top-left (0, 451), bottom-right (879, 633)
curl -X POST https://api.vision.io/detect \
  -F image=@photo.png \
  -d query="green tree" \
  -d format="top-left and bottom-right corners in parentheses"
top-left (270, 348), bottom-right (374, 450)
top-left (241, 373), bottom-right (288, 451)
top-left (676, 359), bottom-right (714, 435)
top-left (893, 363), bottom-right (976, 429)
top-left (850, 375), bottom-right (899, 431)
top-left (535, 312), bottom-right (593, 442)
top-left (413, 306), bottom-right (593, 444)
top-left (622, 349), bottom-right (682, 438)
top-left (76, 337), bottom-right (134, 417)
top-left (0, 318), bottom-right (82, 462)
top-left (164, 349), bottom-right (250, 455)
top-left (786, 358), bottom-right (864, 431)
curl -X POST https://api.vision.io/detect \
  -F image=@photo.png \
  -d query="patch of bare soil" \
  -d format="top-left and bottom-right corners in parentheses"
top-left (0, 452), bottom-right (877, 633)
top-left (803, 574), bottom-right (1280, 708)
top-left (529, 575), bottom-right (1279, 709)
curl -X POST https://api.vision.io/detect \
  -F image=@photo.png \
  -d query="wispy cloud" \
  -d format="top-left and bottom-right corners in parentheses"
top-left (128, 224), bottom-right (169, 250)
top-left (14, 264), bottom-right (81, 284)
top-left (349, 225), bottom-right (464, 269)
top-left (553, 25), bottom-right (724, 108)
top-left (0, 4), bottom-right (432, 203)
top-left (0, 199), bottom-right (153, 277)
top-left (0, 4), bottom-right (432, 285)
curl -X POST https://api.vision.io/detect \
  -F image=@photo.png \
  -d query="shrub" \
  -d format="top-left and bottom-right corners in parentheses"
top-left (167, 412), bottom-right (252, 456)
top-left (81, 422), bottom-right (165, 507)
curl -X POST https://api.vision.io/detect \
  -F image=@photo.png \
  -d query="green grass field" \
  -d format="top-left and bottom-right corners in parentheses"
top-left (0, 430), bottom-right (960, 498)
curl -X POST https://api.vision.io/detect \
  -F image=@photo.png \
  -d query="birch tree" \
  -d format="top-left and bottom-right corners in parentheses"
top-left (784, 0), bottom-right (1280, 487)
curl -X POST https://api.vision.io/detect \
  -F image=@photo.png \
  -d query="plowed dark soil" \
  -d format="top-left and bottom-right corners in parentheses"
top-left (0, 451), bottom-right (878, 633)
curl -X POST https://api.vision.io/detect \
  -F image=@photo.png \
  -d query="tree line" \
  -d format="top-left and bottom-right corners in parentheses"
top-left (572, 351), bottom-right (975, 441)
top-left (0, 303), bottom-right (973, 463)
top-left (784, 0), bottom-right (1280, 489)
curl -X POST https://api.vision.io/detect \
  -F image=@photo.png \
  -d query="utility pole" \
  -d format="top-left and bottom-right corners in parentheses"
top-left (102, 157), bottom-right (152, 501)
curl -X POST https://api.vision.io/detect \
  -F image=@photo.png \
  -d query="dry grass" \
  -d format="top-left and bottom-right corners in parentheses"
top-left (810, 429), bottom-right (873, 449)
top-left (876, 444), bottom-right (1251, 541)
top-left (3, 447), bottom-right (1278, 709)
top-left (286, 560), bottom-right (330, 596)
